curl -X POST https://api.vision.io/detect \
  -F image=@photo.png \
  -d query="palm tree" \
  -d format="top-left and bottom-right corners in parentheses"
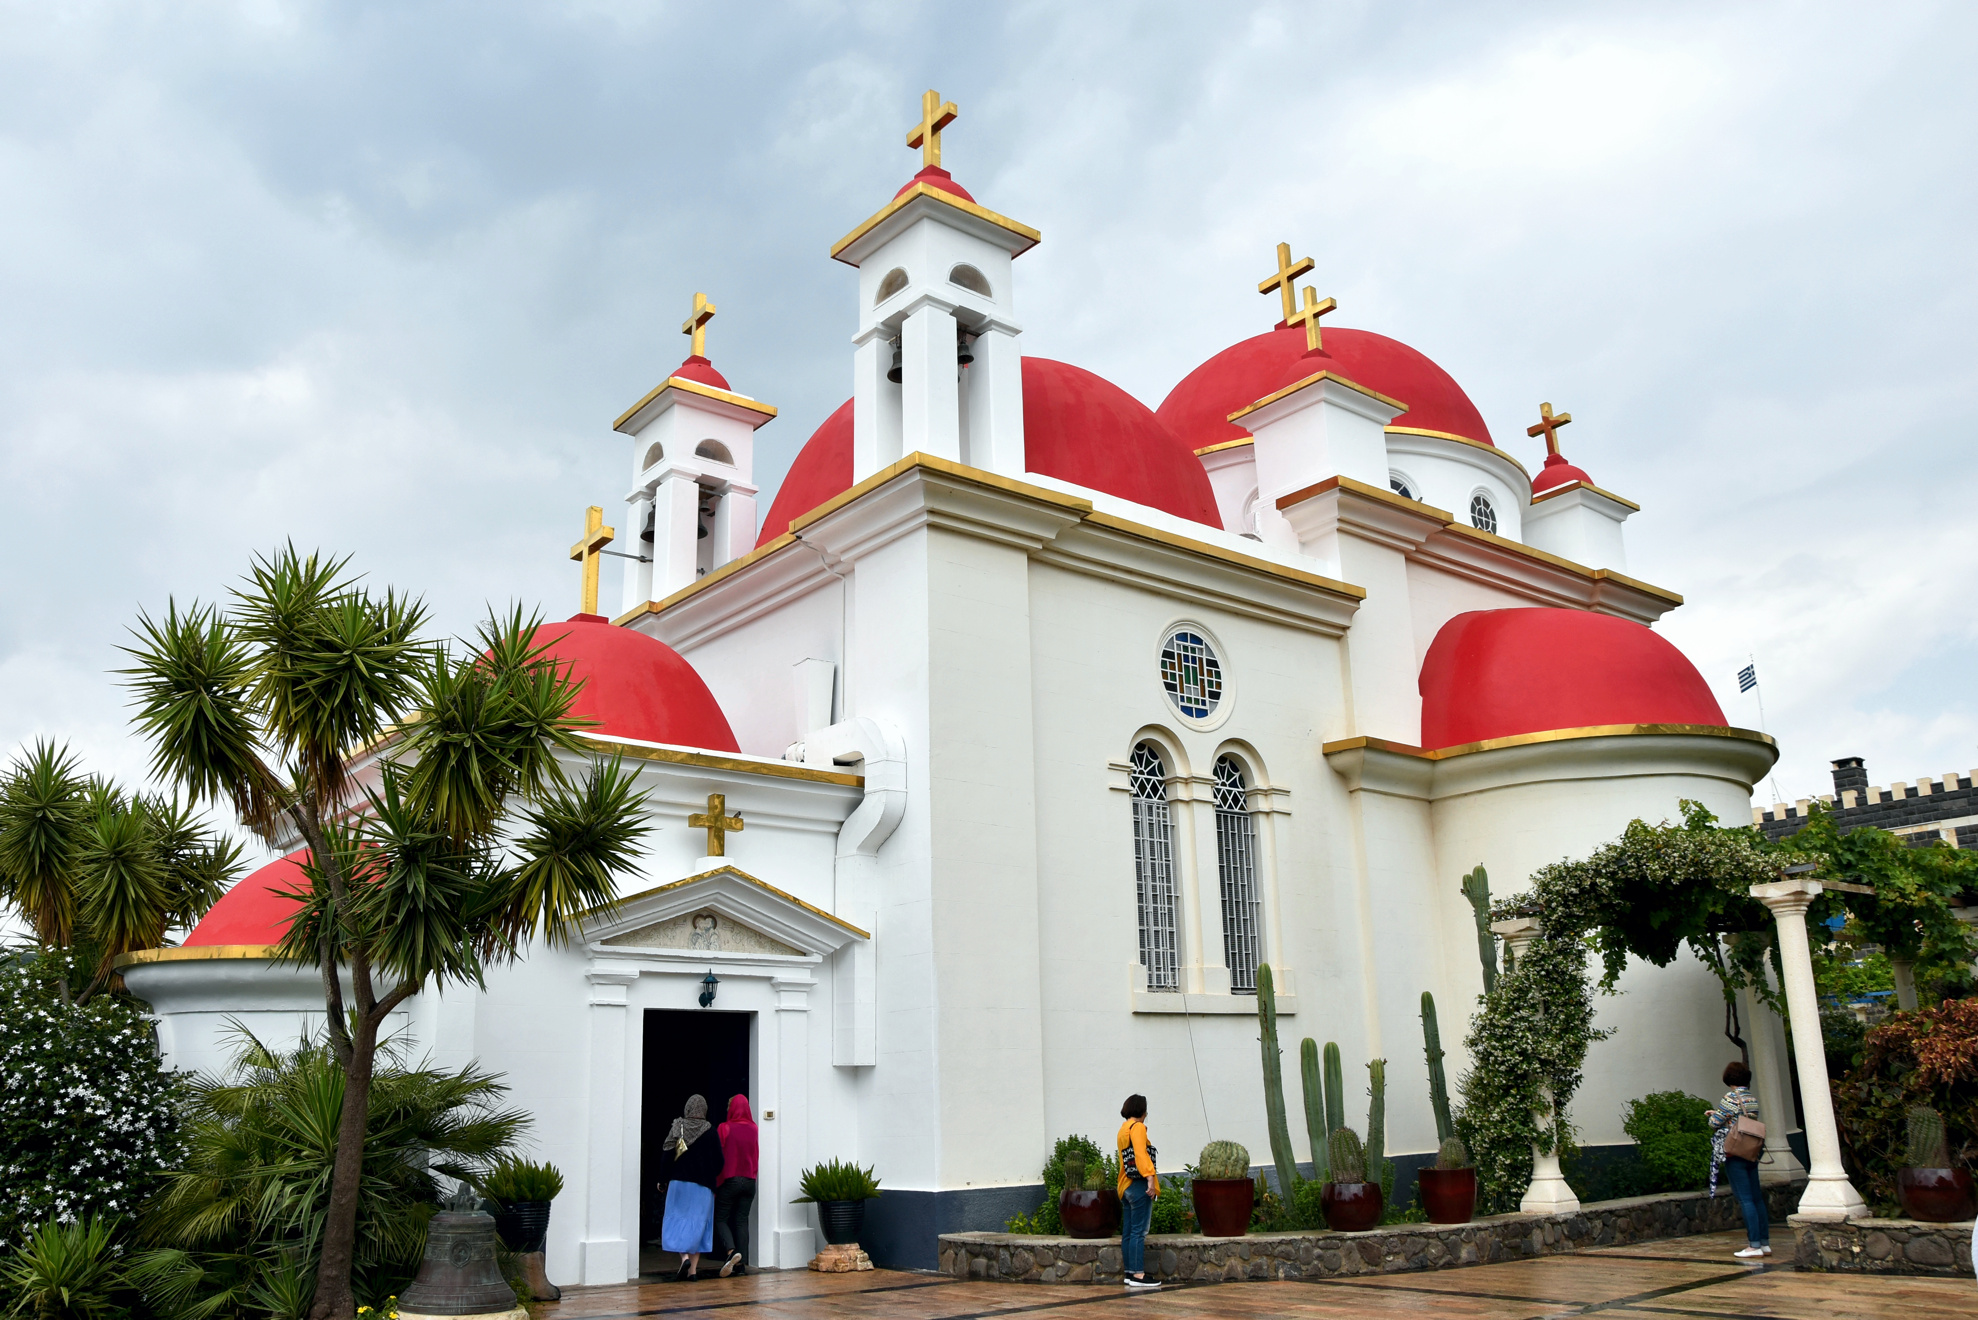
top-left (120, 548), bottom-right (648, 1320)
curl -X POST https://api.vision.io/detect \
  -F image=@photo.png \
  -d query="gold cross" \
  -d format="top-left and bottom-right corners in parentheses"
top-left (568, 504), bottom-right (615, 616)
top-left (689, 792), bottom-right (744, 856)
top-left (907, 89), bottom-right (959, 169)
top-left (681, 292), bottom-right (716, 359)
top-left (1526, 402), bottom-right (1573, 457)
top-left (1257, 241), bottom-right (1315, 326)
top-left (1287, 285), bottom-right (1338, 353)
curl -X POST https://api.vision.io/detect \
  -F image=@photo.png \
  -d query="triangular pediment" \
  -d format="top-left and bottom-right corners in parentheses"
top-left (583, 865), bottom-right (867, 959)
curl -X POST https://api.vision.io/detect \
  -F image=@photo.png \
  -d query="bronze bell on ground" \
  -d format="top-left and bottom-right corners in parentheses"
top-left (398, 1184), bottom-right (520, 1317)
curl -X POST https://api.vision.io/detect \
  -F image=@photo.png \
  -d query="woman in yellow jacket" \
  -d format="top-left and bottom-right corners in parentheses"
top-left (1116, 1094), bottom-right (1161, 1291)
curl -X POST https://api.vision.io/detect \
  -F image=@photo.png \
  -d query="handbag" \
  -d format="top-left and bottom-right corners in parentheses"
top-left (1723, 1115), bottom-right (1765, 1162)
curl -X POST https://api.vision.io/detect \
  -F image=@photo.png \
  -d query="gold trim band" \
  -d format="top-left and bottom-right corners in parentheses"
top-left (1384, 427), bottom-right (1531, 481)
top-left (1530, 478), bottom-right (1642, 512)
top-left (1227, 370), bottom-right (1408, 424)
top-left (1322, 723), bottom-right (1775, 762)
top-left (113, 945), bottom-right (283, 969)
top-left (577, 735), bottom-right (864, 787)
top-left (613, 375), bottom-right (777, 433)
top-left (1192, 437), bottom-right (1255, 456)
top-left (830, 183), bottom-right (1041, 263)
top-left (614, 865), bottom-right (871, 940)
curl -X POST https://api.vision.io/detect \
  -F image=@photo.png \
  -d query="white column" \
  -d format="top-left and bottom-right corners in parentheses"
top-left (771, 973), bottom-right (814, 1266)
top-left (653, 473), bottom-right (701, 598)
top-left (1888, 956), bottom-right (1919, 1011)
top-left (710, 486), bottom-right (758, 571)
top-left (1737, 976), bottom-right (1808, 1185)
top-left (1186, 781), bottom-right (1229, 996)
top-left (851, 331), bottom-right (900, 482)
top-left (899, 303), bottom-right (959, 462)
top-left (964, 324), bottom-right (1025, 477)
top-left (579, 966), bottom-right (638, 1284)
top-left (620, 495), bottom-right (654, 615)
top-left (1491, 918), bottom-right (1580, 1215)
top-left (1749, 878), bottom-right (1868, 1219)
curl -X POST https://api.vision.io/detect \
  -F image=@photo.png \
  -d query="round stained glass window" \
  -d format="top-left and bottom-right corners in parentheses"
top-left (1160, 628), bottom-right (1224, 720)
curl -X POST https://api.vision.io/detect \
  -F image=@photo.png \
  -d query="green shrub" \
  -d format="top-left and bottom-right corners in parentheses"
top-left (792, 1159), bottom-right (880, 1203)
top-left (2, 1216), bottom-right (135, 1320)
top-left (479, 1158), bottom-right (564, 1205)
top-left (1834, 999), bottom-right (1978, 1214)
top-left (1005, 1136), bottom-right (1116, 1234)
top-left (1620, 1091), bottom-right (1713, 1193)
top-left (1147, 1176), bottom-right (1194, 1235)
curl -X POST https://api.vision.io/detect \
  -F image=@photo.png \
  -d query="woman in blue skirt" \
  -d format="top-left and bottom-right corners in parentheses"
top-left (657, 1095), bottom-right (722, 1280)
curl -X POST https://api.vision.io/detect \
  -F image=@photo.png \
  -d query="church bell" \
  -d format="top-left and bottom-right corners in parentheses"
top-left (886, 338), bottom-right (903, 384)
top-left (397, 1185), bottom-right (520, 1316)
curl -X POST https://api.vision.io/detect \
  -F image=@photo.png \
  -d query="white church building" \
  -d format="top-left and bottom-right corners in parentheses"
top-left (120, 92), bottom-right (1794, 1277)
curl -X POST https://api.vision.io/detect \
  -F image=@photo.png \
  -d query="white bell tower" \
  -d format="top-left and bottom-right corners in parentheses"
top-left (831, 90), bottom-right (1041, 483)
top-left (612, 293), bottom-right (777, 615)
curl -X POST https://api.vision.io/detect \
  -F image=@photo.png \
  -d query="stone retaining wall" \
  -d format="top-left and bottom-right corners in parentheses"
top-left (938, 1183), bottom-right (1800, 1284)
top-left (1791, 1214), bottom-right (1973, 1276)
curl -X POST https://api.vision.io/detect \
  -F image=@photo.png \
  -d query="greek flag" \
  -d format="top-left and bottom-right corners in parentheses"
top-left (1737, 664), bottom-right (1757, 694)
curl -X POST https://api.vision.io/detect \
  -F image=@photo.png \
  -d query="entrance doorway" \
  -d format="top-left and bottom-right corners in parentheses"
top-left (639, 1008), bottom-right (753, 1266)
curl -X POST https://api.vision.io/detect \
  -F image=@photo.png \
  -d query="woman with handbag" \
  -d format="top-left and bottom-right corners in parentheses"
top-left (1115, 1094), bottom-right (1162, 1292)
top-left (1706, 1061), bottom-right (1770, 1259)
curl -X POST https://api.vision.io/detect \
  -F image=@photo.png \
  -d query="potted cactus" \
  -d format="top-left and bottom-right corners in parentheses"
top-left (1897, 1105), bottom-right (1975, 1222)
top-left (1416, 1137), bottom-right (1476, 1224)
top-left (1320, 1127), bottom-right (1383, 1232)
top-left (1189, 1141), bottom-right (1255, 1237)
top-left (1057, 1149), bottom-right (1122, 1238)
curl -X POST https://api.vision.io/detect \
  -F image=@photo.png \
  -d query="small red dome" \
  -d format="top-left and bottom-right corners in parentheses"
top-left (184, 850), bottom-right (307, 947)
top-left (894, 166), bottom-right (976, 202)
top-left (1530, 452), bottom-right (1594, 494)
top-left (670, 355), bottom-right (731, 391)
top-left (755, 361), bottom-right (1221, 546)
top-left (1419, 608), bottom-right (1726, 749)
top-left (1157, 326), bottom-right (1493, 454)
top-left (529, 616), bottom-right (740, 751)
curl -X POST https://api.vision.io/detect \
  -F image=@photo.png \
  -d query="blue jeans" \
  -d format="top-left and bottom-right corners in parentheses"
top-left (1120, 1177), bottom-right (1153, 1276)
top-left (1724, 1156), bottom-right (1768, 1246)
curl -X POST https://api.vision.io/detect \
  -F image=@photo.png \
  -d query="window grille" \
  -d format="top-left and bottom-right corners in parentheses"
top-left (1160, 629), bottom-right (1223, 720)
top-left (1213, 756), bottom-right (1264, 993)
top-left (1469, 493), bottom-right (1497, 534)
top-left (1130, 742), bottom-right (1180, 992)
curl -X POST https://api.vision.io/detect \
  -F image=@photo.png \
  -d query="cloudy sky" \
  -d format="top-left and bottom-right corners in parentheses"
top-left (2, 0), bottom-right (1973, 837)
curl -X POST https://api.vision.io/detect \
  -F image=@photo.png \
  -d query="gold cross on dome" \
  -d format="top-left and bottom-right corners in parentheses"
top-left (568, 504), bottom-right (615, 616)
top-left (907, 89), bottom-right (959, 169)
top-left (1526, 402), bottom-right (1573, 457)
top-left (681, 292), bottom-right (717, 359)
top-left (1258, 241), bottom-right (1315, 326)
top-left (1287, 285), bottom-right (1338, 353)
top-left (689, 792), bottom-right (744, 857)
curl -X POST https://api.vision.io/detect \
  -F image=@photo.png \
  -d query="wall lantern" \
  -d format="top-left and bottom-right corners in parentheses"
top-left (699, 970), bottom-right (720, 1008)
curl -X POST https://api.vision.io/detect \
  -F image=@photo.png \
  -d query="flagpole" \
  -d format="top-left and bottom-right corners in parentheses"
top-left (1744, 652), bottom-right (1786, 808)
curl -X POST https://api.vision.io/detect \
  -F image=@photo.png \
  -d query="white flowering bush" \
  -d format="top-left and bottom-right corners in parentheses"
top-left (0, 950), bottom-right (185, 1252)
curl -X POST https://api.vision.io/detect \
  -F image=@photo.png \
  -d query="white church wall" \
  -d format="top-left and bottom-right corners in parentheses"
top-left (1382, 432), bottom-right (1528, 543)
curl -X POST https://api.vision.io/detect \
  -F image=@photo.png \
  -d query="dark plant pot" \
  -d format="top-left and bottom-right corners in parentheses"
top-left (1321, 1180), bottom-right (1383, 1233)
top-left (1897, 1167), bottom-right (1976, 1223)
top-left (492, 1200), bottom-right (552, 1253)
top-left (1417, 1168), bottom-right (1476, 1225)
top-left (1058, 1187), bottom-right (1122, 1239)
top-left (817, 1198), bottom-right (866, 1245)
top-left (1189, 1178), bottom-right (1255, 1237)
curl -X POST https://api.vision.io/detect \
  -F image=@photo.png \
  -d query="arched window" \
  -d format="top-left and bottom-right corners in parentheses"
top-left (1213, 756), bottom-right (1263, 993)
top-left (694, 440), bottom-right (734, 465)
top-left (642, 441), bottom-right (664, 470)
top-left (1389, 470), bottom-right (1418, 501)
top-left (1129, 742), bottom-right (1179, 992)
top-left (1469, 492), bottom-right (1497, 534)
top-left (948, 263), bottom-right (992, 297)
top-left (875, 267), bottom-right (910, 304)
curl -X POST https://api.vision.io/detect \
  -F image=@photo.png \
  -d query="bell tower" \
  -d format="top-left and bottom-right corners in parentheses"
top-left (830, 90), bottom-right (1041, 483)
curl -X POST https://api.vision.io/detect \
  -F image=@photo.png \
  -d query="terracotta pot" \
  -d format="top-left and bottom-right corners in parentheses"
top-left (1321, 1180), bottom-right (1384, 1233)
top-left (1897, 1167), bottom-right (1976, 1223)
top-left (1058, 1187), bottom-right (1122, 1239)
top-left (1416, 1168), bottom-right (1476, 1224)
top-left (817, 1199), bottom-right (865, 1245)
top-left (1189, 1178), bottom-right (1255, 1237)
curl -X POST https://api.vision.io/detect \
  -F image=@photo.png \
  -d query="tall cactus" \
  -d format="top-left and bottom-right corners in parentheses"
top-left (1255, 964), bottom-right (1302, 1195)
top-left (1366, 1058), bottom-right (1395, 1207)
top-left (1300, 1038), bottom-right (1329, 1181)
top-left (1460, 865), bottom-right (1498, 993)
top-left (1322, 1041), bottom-right (1344, 1136)
top-left (1421, 991), bottom-right (1454, 1143)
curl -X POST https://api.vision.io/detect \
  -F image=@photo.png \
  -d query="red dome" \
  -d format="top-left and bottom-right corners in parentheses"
top-left (894, 166), bottom-right (976, 202)
top-left (184, 850), bottom-right (306, 947)
top-left (529, 616), bottom-right (739, 751)
top-left (670, 355), bottom-right (731, 391)
top-left (1530, 452), bottom-right (1594, 494)
top-left (1157, 326), bottom-right (1493, 454)
top-left (1419, 608), bottom-right (1726, 750)
top-left (755, 360), bottom-right (1221, 546)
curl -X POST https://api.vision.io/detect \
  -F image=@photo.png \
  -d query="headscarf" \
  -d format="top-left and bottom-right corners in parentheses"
top-left (666, 1094), bottom-right (711, 1156)
top-left (725, 1095), bottom-right (754, 1126)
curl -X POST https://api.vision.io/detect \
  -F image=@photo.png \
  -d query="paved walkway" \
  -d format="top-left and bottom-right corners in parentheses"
top-left (547, 1232), bottom-right (1973, 1319)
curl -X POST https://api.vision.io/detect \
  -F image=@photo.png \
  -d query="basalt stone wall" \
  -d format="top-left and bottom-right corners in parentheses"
top-left (1792, 1215), bottom-right (1974, 1276)
top-left (939, 1183), bottom-right (1801, 1284)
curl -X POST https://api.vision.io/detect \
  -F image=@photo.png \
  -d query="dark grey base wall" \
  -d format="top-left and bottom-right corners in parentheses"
top-left (859, 1184), bottom-right (1045, 1271)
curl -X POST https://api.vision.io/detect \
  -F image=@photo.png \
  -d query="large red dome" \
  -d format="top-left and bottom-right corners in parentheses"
top-left (183, 850), bottom-right (307, 947)
top-left (756, 359), bottom-right (1221, 547)
top-left (530, 616), bottom-right (739, 752)
top-left (1419, 608), bottom-right (1726, 750)
top-left (1157, 326), bottom-right (1494, 455)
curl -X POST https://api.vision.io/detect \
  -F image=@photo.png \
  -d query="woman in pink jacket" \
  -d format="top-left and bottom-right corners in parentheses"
top-left (713, 1095), bottom-right (759, 1277)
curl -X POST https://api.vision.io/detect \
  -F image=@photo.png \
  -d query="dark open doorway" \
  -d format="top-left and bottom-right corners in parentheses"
top-left (639, 1008), bottom-right (752, 1268)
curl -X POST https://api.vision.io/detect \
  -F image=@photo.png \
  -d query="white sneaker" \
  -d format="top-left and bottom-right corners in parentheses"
top-left (1734, 1246), bottom-right (1766, 1259)
top-left (1123, 1276), bottom-right (1162, 1291)
top-left (1761, 1246), bottom-right (1773, 1256)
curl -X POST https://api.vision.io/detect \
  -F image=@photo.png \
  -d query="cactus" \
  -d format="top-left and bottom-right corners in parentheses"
top-left (1300, 1038), bottom-right (1329, 1181)
top-left (1328, 1126), bottom-right (1367, 1184)
top-left (1366, 1058), bottom-right (1395, 1206)
top-left (1460, 865), bottom-right (1498, 994)
top-left (1255, 964), bottom-right (1302, 1194)
top-left (1197, 1140), bottom-right (1251, 1181)
top-left (1434, 1136), bottom-right (1470, 1170)
top-left (1421, 991), bottom-right (1455, 1144)
top-left (1322, 1041), bottom-right (1344, 1136)
top-left (1063, 1150), bottom-right (1087, 1190)
top-left (1907, 1105), bottom-right (1950, 1168)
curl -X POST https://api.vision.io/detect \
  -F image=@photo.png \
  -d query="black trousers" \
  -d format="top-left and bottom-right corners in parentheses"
top-left (713, 1177), bottom-right (756, 1262)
